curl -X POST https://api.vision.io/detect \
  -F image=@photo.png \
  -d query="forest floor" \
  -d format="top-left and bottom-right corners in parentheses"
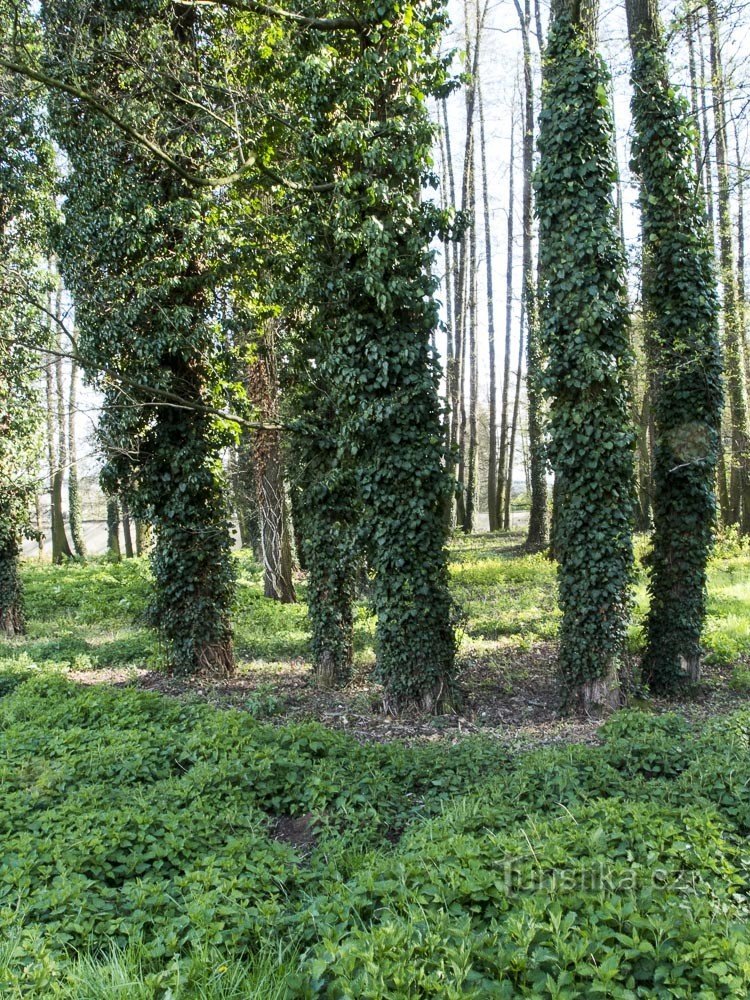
top-left (6, 528), bottom-right (750, 748)
top-left (3, 530), bottom-right (750, 997)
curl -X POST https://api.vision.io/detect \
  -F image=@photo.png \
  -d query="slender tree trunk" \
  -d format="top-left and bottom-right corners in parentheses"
top-left (698, 20), bottom-right (715, 235)
top-left (498, 99), bottom-right (516, 531)
top-left (451, 2), bottom-right (487, 530)
top-left (439, 99), bottom-right (455, 420)
top-left (717, 446), bottom-right (731, 524)
top-left (35, 493), bottom-right (44, 557)
top-left (135, 520), bottom-right (152, 557)
top-left (462, 135), bottom-right (479, 533)
top-left (635, 386), bottom-right (652, 531)
top-left (707, 0), bottom-right (750, 532)
top-left (441, 97), bottom-right (461, 529)
top-left (121, 498), bottom-right (134, 558)
top-left (67, 342), bottom-right (86, 558)
top-left (106, 497), bottom-right (122, 562)
top-left (735, 121), bottom-right (748, 370)
top-left (50, 279), bottom-right (73, 563)
top-left (516, 0), bottom-right (548, 552)
top-left (247, 319), bottom-right (296, 603)
top-left (685, 8), bottom-right (704, 188)
top-left (480, 86), bottom-right (500, 531)
top-left (504, 320), bottom-right (525, 530)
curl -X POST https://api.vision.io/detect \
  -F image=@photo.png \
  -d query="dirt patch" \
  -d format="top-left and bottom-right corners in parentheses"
top-left (117, 646), bottom-right (750, 750)
top-left (271, 812), bottom-right (317, 853)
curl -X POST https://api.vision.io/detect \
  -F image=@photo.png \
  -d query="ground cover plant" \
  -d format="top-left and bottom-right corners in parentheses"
top-left (1, 534), bottom-right (750, 996)
top-left (1, 674), bottom-right (750, 996)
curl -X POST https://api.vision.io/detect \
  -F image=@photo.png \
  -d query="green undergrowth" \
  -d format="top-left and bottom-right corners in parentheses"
top-left (1, 674), bottom-right (750, 996)
top-left (7, 529), bottom-right (750, 680)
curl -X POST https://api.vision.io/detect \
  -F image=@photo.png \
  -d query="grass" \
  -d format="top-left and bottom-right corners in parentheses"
top-left (6, 529), bottom-right (750, 679)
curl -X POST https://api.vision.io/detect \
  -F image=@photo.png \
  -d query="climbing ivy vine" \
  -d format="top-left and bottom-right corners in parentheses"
top-left (627, 4), bottom-right (723, 692)
top-left (45, 0), bottom-right (238, 674)
top-left (286, 0), bottom-right (458, 711)
top-left (0, 8), bottom-right (52, 636)
top-left (536, 7), bottom-right (635, 712)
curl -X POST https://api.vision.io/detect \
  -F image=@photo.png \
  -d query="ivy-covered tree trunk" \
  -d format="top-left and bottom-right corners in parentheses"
top-left (0, 25), bottom-right (50, 633)
top-left (300, 468), bottom-right (357, 688)
top-left (287, 378), bottom-right (359, 689)
top-left (46, 0), bottom-right (237, 677)
top-left (290, 1), bottom-right (457, 712)
top-left (626, 0), bottom-right (723, 690)
top-left (537, 0), bottom-right (634, 714)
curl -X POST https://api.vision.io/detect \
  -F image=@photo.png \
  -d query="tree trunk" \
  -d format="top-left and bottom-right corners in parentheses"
top-left (106, 497), bottom-right (122, 562)
top-left (462, 132), bottom-right (479, 533)
top-left (47, 278), bottom-right (73, 564)
top-left (540, 0), bottom-right (633, 714)
top-left (0, 549), bottom-right (23, 637)
top-left (247, 319), bottom-right (296, 604)
top-left (697, 20), bottom-right (716, 237)
top-left (734, 120), bottom-right (748, 377)
top-left (121, 498), bottom-right (135, 558)
top-left (35, 493), bottom-right (44, 557)
top-left (504, 320), bottom-right (525, 530)
top-left (67, 344), bottom-right (86, 558)
top-left (627, 0), bottom-right (723, 692)
top-left (135, 520), bottom-right (152, 557)
top-left (440, 97), bottom-right (460, 528)
top-left (452, 1), bottom-right (487, 531)
top-left (635, 385), bottom-right (652, 531)
top-left (479, 84), bottom-right (500, 532)
top-left (516, 0), bottom-right (548, 552)
top-left (498, 97), bottom-right (517, 531)
top-left (685, 8), bottom-right (704, 189)
top-left (707, 0), bottom-right (750, 533)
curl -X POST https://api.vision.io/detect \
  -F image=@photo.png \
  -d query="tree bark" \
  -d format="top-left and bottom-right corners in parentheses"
top-left (246, 319), bottom-right (296, 603)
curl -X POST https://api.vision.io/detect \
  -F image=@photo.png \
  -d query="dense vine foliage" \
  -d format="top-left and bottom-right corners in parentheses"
top-left (287, 1), bottom-right (457, 711)
top-left (45, 0), bottom-right (237, 674)
top-left (627, 3), bottom-right (723, 692)
top-left (0, 11), bottom-right (52, 636)
top-left (536, 8), bottom-right (635, 711)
